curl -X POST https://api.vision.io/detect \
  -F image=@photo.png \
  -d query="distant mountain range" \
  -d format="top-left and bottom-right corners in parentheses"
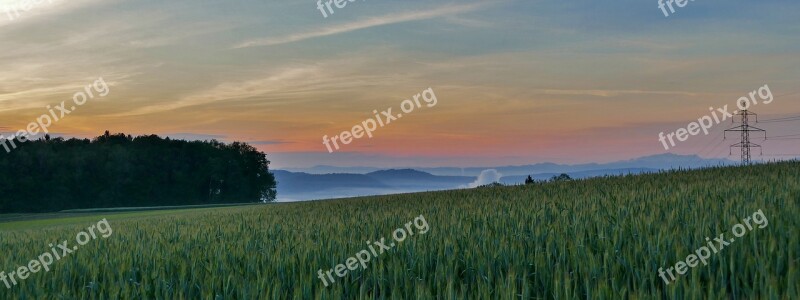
top-left (282, 154), bottom-right (734, 176)
top-left (274, 154), bottom-right (736, 201)
top-left (272, 169), bottom-right (474, 201)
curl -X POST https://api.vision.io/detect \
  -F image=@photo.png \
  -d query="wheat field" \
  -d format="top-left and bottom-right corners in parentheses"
top-left (0, 161), bottom-right (797, 299)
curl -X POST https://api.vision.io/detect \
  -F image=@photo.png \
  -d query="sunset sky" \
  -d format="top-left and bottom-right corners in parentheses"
top-left (1, 0), bottom-right (798, 168)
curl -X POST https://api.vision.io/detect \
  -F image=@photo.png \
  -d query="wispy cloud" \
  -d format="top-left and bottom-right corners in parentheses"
top-left (233, 2), bottom-right (492, 48)
top-left (538, 89), bottom-right (709, 98)
top-left (249, 140), bottom-right (292, 145)
top-left (109, 66), bottom-right (321, 116)
top-left (0, 0), bottom-right (99, 28)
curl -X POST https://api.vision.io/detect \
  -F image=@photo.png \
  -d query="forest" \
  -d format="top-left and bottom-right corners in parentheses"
top-left (0, 132), bottom-right (277, 213)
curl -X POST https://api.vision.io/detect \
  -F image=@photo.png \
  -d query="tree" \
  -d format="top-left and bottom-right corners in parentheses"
top-left (524, 175), bottom-right (534, 185)
top-left (550, 173), bottom-right (572, 182)
top-left (0, 132), bottom-right (278, 213)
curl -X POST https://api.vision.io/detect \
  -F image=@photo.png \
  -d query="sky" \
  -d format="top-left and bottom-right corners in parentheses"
top-left (0, 0), bottom-right (798, 168)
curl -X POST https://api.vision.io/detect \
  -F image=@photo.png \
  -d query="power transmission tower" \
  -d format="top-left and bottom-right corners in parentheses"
top-left (724, 110), bottom-right (766, 164)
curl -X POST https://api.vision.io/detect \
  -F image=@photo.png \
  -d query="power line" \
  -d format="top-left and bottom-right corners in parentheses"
top-left (760, 114), bottom-right (800, 121)
top-left (769, 133), bottom-right (800, 139)
top-left (685, 91), bottom-right (799, 164)
top-left (775, 91), bottom-right (800, 97)
top-left (681, 126), bottom-right (728, 167)
top-left (696, 127), bottom-right (726, 156)
top-left (706, 140), bottom-right (730, 160)
top-left (760, 117), bottom-right (800, 124)
top-left (751, 90), bottom-right (800, 122)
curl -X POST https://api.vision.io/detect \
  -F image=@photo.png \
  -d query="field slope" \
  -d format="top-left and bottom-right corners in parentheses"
top-left (0, 161), bottom-right (797, 299)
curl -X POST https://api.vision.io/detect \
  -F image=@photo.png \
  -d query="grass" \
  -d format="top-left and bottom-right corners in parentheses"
top-left (0, 206), bottom-right (258, 231)
top-left (0, 161), bottom-right (797, 299)
top-left (58, 203), bottom-right (261, 213)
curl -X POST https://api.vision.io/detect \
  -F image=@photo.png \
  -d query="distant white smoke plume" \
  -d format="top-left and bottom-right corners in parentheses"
top-left (463, 169), bottom-right (502, 188)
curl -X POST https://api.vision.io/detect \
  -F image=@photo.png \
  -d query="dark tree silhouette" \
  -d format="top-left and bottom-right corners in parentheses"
top-left (0, 132), bottom-right (277, 213)
top-left (550, 173), bottom-right (572, 182)
top-left (525, 175), bottom-right (534, 185)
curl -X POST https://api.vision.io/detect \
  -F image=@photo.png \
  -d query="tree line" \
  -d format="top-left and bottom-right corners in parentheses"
top-left (0, 132), bottom-right (277, 213)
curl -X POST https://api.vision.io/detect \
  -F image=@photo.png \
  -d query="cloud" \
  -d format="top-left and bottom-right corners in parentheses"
top-left (249, 140), bottom-right (291, 145)
top-left (538, 88), bottom-right (706, 98)
top-left (233, 2), bottom-right (492, 48)
top-left (110, 66), bottom-right (320, 116)
top-left (0, 0), bottom-right (99, 28)
top-left (463, 169), bottom-right (502, 188)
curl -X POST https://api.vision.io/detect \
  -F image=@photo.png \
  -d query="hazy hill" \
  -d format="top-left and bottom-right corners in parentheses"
top-left (274, 169), bottom-right (475, 201)
top-left (366, 169), bottom-right (474, 188)
top-left (272, 170), bottom-right (390, 194)
top-left (284, 153), bottom-right (734, 176)
top-left (274, 154), bottom-right (736, 201)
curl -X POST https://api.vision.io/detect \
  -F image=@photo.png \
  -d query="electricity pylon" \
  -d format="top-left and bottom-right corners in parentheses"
top-left (724, 110), bottom-right (766, 164)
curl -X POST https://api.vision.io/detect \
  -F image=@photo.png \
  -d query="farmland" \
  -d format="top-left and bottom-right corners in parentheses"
top-left (0, 161), bottom-right (797, 299)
